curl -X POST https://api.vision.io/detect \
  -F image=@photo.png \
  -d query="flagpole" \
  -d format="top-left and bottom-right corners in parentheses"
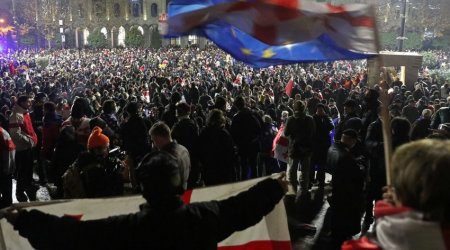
top-left (371, 5), bottom-right (393, 186)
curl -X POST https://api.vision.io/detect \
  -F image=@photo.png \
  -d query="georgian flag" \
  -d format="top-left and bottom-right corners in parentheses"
top-left (285, 78), bottom-right (294, 97)
top-left (166, 0), bottom-right (377, 67)
top-left (272, 125), bottom-right (289, 163)
top-left (169, 0), bottom-right (376, 52)
top-left (0, 176), bottom-right (291, 250)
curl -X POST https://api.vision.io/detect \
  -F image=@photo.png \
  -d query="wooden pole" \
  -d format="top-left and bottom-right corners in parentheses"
top-left (371, 5), bottom-right (393, 185)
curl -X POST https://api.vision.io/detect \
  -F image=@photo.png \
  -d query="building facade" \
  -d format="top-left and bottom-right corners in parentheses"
top-left (12, 0), bottom-right (207, 49)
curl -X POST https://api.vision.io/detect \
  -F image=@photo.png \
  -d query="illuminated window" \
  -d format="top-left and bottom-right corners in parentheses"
top-left (188, 35), bottom-right (197, 45)
top-left (118, 26), bottom-right (126, 46)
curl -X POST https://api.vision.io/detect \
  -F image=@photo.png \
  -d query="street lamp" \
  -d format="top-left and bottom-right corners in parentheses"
top-left (59, 19), bottom-right (65, 49)
top-left (0, 19), bottom-right (4, 24)
top-left (397, 0), bottom-right (407, 51)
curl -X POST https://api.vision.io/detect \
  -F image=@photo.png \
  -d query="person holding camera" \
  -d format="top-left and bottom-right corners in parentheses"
top-left (62, 126), bottom-right (123, 198)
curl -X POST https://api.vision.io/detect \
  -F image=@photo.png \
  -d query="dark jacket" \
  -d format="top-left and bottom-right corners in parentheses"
top-left (30, 104), bottom-right (44, 129)
top-left (161, 104), bottom-right (177, 129)
top-left (198, 126), bottom-right (237, 186)
top-left (312, 114), bottom-right (334, 163)
top-left (260, 122), bottom-right (277, 155)
top-left (120, 115), bottom-right (151, 157)
top-left (172, 117), bottom-right (200, 187)
top-left (52, 126), bottom-right (85, 181)
top-left (334, 113), bottom-right (358, 141)
top-left (365, 118), bottom-right (386, 200)
top-left (63, 151), bottom-right (123, 199)
top-left (327, 142), bottom-right (364, 236)
top-left (312, 114), bottom-right (334, 148)
top-left (230, 108), bottom-right (261, 154)
top-left (41, 112), bottom-right (63, 159)
top-left (100, 113), bottom-right (120, 133)
top-left (284, 113), bottom-right (315, 159)
top-left (402, 105), bottom-right (420, 124)
top-left (410, 117), bottom-right (431, 141)
top-left (14, 178), bottom-right (284, 250)
top-left (171, 117), bottom-right (199, 157)
top-left (430, 106), bottom-right (450, 129)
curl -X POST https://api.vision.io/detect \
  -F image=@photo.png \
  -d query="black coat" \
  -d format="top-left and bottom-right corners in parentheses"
top-left (52, 126), bottom-right (85, 179)
top-left (402, 105), bottom-right (420, 124)
top-left (312, 114), bottom-right (334, 164)
top-left (198, 126), bottom-right (236, 185)
top-left (171, 117), bottom-right (199, 156)
top-left (284, 113), bottom-right (315, 159)
top-left (411, 117), bottom-right (431, 141)
top-left (120, 115), bottom-right (151, 157)
top-left (161, 104), bottom-right (178, 129)
top-left (14, 179), bottom-right (284, 250)
top-left (172, 117), bottom-right (200, 187)
top-left (312, 114), bottom-right (334, 148)
top-left (334, 113), bottom-right (359, 141)
top-left (230, 108), bottom-right (261, 154)
top-left (365, 118), bottom-right (385, 200)
top-left (327, 142), bottom-right (364, 236)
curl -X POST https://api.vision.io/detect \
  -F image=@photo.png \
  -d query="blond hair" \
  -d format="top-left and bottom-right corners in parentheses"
top-left (392, 139), bottom-right (450, 223)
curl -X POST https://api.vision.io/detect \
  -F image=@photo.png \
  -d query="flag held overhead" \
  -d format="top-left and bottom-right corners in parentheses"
top-left (166, 0), bottom-right (378, 67)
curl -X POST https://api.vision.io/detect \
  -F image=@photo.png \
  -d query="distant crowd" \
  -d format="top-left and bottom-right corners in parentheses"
top-left (0, 47), bottom-right (449, 249)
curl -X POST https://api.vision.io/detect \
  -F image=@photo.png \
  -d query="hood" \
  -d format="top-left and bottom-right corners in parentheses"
top-left (375, 202), bottom-right (449, 250)
top-left (12, 104), bottom-right (27, 114)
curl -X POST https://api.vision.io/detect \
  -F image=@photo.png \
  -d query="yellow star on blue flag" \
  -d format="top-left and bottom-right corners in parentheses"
top-left (262, 48), bottom-right (275, 58)
top-left (241, 48), bottom-right (252, 55)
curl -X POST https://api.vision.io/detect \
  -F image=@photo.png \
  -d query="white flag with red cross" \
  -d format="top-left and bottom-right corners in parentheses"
top-left (0, 176), bottom-right (291, 250)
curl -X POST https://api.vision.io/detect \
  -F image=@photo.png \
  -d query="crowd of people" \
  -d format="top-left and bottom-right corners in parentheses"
top-left (0, 47), bottom-right (449, 249)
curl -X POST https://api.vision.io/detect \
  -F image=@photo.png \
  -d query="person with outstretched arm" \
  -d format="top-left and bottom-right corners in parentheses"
top-left (1, 151), bottom-right (288, 250)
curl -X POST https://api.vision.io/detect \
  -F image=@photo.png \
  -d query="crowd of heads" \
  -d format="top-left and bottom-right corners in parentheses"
top-left (1, 47), bottom-right (450, 225)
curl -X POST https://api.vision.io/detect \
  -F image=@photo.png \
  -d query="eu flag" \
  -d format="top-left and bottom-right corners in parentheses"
top-left (165, 0), bottom-right (377, 68)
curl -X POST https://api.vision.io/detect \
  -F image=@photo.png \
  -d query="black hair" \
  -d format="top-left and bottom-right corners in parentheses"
top-left (43, 102), bottom-right (56, 113)
top-left (125, 102), bottom-right (139, 115)
top-left (102, 100), bottom-right (116, 114)
top-left (136, 151), bottom-right (184, 203)
top-left (17, 95), bottom-right (29, 105)
top-left (234, 96), bottom-right (246, 110)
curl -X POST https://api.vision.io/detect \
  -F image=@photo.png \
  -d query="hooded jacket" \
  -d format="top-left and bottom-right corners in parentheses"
top-left (9, 104), bottom-right (38, 151)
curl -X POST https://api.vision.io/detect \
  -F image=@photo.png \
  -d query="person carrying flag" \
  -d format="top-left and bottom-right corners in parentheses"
top-left (1, 151), bottom-right (288, 250)
top-left (343, 139), bottom-right (450, 250)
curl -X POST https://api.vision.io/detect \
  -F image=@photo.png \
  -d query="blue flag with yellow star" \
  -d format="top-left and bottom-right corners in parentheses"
top-left (165, 0), bottom-right (377, 68)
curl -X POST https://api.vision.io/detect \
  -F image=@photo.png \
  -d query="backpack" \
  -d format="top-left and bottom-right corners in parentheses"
top-left (62, 164), bottom-right (86, 199)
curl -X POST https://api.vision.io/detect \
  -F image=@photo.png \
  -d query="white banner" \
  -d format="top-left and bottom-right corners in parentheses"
top-left (0, 175), bottom-right (291, 250)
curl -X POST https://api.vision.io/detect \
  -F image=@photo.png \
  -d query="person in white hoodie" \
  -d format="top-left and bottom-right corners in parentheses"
top-left (343, 139), bottom-right (450, 250)
top-left (9, 96), bottom-right (38, 202)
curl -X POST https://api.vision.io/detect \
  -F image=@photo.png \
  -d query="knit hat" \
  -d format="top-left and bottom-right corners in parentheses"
top-left (87, 126), bottom-right (110, 149)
